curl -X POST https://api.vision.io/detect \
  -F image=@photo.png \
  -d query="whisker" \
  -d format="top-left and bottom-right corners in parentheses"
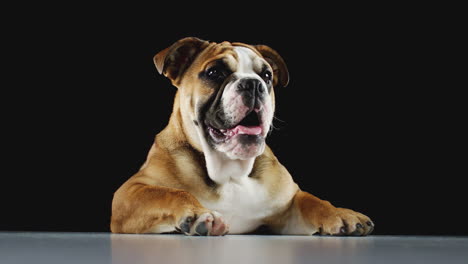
top-left (273, 115), bottom-right (286, 123)
top-left (269, 115), bottom-right (286, 134)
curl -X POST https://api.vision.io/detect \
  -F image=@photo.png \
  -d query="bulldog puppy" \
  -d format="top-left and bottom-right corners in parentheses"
top-left (111, 37), bottom-right (374, 236)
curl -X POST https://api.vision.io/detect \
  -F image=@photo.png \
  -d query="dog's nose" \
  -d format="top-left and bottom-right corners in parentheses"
top-left (237, 78), bottom-right (264, 95)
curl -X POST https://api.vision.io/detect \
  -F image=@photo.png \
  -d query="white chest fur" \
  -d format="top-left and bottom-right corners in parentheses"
top-left (198, 177), bottom-right (272, 234)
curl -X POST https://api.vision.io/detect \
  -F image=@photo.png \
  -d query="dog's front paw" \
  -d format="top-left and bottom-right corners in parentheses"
top-left (315, 208), bottom-right (374, 236)
top-left (177, 211), bottom-right (229, 236)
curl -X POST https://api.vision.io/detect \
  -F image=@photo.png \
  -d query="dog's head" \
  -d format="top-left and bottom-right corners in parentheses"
top-left (154, 37), bottom-right (288, 160)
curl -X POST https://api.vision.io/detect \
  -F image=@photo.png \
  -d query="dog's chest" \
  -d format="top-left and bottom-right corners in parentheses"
top-left (198, 178), bottom-right (272, 234)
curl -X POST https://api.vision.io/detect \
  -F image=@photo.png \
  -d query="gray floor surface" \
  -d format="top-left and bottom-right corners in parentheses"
top-left (1, 232), bottom-right (467, 264)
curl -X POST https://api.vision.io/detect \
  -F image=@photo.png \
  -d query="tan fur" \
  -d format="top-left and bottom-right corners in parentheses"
top-left (111, 38), bottom-right (373, 235)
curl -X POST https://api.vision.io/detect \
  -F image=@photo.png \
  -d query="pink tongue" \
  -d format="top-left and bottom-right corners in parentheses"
top-left (233, 125), bottom-right (262, 135)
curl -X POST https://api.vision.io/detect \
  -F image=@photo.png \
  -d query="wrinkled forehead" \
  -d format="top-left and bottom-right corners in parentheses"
top-left (195, 42), bottom-right (269, 74)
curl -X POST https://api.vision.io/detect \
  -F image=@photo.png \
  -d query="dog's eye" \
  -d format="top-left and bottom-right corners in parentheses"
top-left (206, 67), bottom-right (225, 81)
top-left (261, 70), bottom-right (272, 83)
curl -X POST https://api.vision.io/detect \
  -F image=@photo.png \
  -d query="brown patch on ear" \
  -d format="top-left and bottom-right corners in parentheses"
top-left (254, 45), bottom-right (289, 88)
top-left (154, 37), bottom-right (209, 84)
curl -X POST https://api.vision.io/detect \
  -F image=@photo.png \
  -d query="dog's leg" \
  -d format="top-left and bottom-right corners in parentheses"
top-left (267, 190), bottom-right (374, 236)
top-left (111, 182), bottom-right (229, 235)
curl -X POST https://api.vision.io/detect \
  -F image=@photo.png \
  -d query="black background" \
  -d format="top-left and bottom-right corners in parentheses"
top-left (3, 6), bottom-right (465, 235)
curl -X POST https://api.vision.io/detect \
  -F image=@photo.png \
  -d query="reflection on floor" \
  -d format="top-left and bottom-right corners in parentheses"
top-left (1, 232), bottom-right (468, 264)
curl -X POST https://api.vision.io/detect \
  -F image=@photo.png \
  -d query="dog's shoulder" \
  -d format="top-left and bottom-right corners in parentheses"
top-left (251, 146), bottom-right (299, 197)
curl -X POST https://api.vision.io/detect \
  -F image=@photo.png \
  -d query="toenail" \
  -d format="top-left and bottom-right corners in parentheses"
top-left (195, 223), bottom-right (208, 236)
top-left (340, 226), bottom-right (347, 234)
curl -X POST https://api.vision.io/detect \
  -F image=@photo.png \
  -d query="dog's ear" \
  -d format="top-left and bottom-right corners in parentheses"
top-left (154, 37), bottom-right (209, 83)
top-left (254, 45), bottom-right (289, 88)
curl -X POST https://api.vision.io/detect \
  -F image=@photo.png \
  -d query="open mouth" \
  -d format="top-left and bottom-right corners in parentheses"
top-left (207, 110), bottom-right (263, 143)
